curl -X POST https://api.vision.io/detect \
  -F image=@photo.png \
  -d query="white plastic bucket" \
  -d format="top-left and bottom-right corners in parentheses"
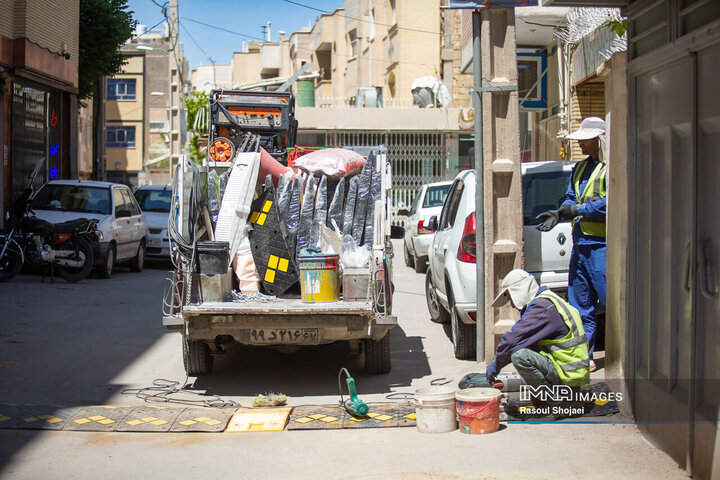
top-left (414, 386), bottom-right (458, 433)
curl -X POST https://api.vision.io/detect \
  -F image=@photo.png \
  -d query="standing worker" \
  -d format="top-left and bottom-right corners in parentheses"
top-left (459, 269), bottom-right (590, 393)
top-left (536, 117), bottom-right (607, 371)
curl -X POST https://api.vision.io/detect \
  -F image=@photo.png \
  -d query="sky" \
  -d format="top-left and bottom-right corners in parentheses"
top-left (126, 0), bottom-right (345, 70)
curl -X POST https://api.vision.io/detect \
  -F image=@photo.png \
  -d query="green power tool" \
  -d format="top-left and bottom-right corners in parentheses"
top-left (339, 368), bottom-right (369, 417)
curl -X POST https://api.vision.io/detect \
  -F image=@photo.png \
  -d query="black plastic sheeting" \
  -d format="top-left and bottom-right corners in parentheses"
top-left (309, 176), bottom-right (328, 248)
top-left (343, 175), bottom-right (359, 235)
top-left (364, 152), bottom-right (381, 246)
top-left (296, 176), bottom-right (316, 260)
top-left (352, 157), bottom-right (373, 245)
top-left (327, 176), bottom-right (345, 232)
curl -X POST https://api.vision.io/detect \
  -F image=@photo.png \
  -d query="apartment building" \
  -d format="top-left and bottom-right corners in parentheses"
top-left (0, 0), bottom-right (79, 227)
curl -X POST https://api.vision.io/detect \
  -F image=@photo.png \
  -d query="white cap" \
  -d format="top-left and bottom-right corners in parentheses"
top-left (491, 269), bottom-right (540, 310)
top-left (566, 117), bottom-right (605, 140)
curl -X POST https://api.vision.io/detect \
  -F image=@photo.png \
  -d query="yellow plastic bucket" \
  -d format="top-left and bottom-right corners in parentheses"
top-left (299, 253), bottom-right (340, 303)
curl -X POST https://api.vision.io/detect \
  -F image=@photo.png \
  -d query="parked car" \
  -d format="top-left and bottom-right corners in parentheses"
top-left (398, 181), bottom-right (452, 273)
top-left (133, 185), bottom-right (171, 260)
top-left (424, 162), bottom-right (573, 359)
top-left (30, 180), bottom-right (148, 278)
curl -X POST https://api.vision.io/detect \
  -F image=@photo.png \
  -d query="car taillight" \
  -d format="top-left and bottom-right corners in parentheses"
top-left (468, 311), bottom-right (476, 321)
top-left (457, 212), bottom-right (476, 263)
top-left (417, 220), bottom-right (433, 235)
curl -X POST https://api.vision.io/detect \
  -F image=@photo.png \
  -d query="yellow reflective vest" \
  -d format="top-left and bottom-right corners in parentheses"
top-left (537, 289), bottom-right (590, 387)
top-left (572, 158), bottom-right (607, 237)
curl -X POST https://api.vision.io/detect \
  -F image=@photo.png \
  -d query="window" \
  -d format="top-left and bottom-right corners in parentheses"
top-left (149, 122), bottom-right (167, 132)
top-left (522, 170), bottom-right (571, 226)
top-left (107, 79), bottom-right (137, 100)
top-left (348, 29), bottom-right (358, 58)
top-left (107, 126), bottom-right (136, 148)
top-left (114, 188), bottom-right (128, 216)
top-left (31, 185), bottom-right (112, 215)
top-left (121, 188), bottom-right (141, 216)
top-left (134, 189), bottom-right (172, 212)
top-left (423, 184), bottom-right (451, 209)
top-left (439, 179), bottom-right (464, 230)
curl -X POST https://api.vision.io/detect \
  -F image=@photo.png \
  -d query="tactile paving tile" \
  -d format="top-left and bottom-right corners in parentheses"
top-left (287, 405), bottom-right (346, 430)
top-left (395, 404), bottom-right (417, 428)
top-left (342, 404), bottom-right (398, 429)
top-left (0, 404), bottom-right (77, 430)
top-left (115, 406), bottom-right (182, 432)
top-left (64, 406), bottom-right (134, 432)
top-left (169, 407), bottom-right (235, 433)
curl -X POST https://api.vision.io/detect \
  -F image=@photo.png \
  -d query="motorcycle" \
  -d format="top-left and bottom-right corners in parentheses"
top-left (0, 159), bottom-right (98, 283)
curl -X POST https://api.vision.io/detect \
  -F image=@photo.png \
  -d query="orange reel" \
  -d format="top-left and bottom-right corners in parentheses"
top-left (208, 137), bottom-right (235, 162)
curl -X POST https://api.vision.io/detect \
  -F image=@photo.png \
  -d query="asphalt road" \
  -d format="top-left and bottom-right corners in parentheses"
top-left (0, 242), bottom-right (688, 479)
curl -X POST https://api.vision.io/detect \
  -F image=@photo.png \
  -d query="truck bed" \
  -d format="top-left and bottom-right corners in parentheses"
top-left (181, 298), bottom-right (374, 316)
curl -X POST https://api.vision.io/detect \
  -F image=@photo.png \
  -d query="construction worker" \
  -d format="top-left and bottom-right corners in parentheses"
top-left (536, 117), bottom-right (607, 372)
top-left (459, 269), bottom-right (590, 392)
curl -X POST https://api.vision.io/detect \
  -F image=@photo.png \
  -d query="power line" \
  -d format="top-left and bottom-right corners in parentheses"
top-left (281, 0), bottom-right (442, 36)
top-left (181, 16), bottom-right (266, 41)
top-left (180, 21), bottom-right (207, 58)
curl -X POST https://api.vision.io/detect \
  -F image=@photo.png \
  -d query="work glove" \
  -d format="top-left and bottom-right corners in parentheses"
top-left (535, 210), bottom-right (559, 232)
top-left (458, 372), bottom-right (491, 389)
top-left (558, 204), bottom-right (578, 221)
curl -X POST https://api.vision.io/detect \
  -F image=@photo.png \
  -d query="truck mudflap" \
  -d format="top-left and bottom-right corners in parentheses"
top-left (173, 299), bottom-right (397, 346)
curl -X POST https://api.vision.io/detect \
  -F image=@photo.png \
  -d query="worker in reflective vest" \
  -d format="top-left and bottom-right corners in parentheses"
top-left (458, 269), bottom-right (591, 392)
top-left (536, 117), bottom-right (607, 372)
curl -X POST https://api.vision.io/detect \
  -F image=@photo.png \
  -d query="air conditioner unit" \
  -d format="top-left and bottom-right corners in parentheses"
top-left (356, 87), bottom-right (383, 108)
top-left (517, 52), bottom-right (547, 111)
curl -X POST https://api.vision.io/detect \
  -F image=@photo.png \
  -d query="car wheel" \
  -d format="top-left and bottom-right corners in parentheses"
top-left (414, 256), bottom-right (427, 274)
top-left (129, 241), bottom-right (145, 272)
top-left (364, 334), bottom-right (391, 374)
top-left (425, 270), bottom-right (450, 324)
top-left (404, 243), bottom-right (415, 268)
top-left (182, 336), bottom-right (213, 376)
top-left (450, 290), bottom-right (476, 360)
top-left (96, 243), bottom-right (115, 279)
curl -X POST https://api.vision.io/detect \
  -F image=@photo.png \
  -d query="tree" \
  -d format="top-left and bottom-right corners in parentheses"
top-left (185, 91), bottom-right (210, 163)
top-left (78, 0), bottom-right (136, 102)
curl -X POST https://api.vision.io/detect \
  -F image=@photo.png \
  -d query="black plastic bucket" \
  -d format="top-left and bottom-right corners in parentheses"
top-left (197, 241), bottom-right (230, 275)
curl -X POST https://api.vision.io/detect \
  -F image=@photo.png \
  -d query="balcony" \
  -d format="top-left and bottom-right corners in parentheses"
top-left (261, 44), bottom-right (281, 77)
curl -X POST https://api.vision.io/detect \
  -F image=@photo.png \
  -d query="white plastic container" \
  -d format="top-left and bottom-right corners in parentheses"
top-left (414, 386), bottom-right (458, 433)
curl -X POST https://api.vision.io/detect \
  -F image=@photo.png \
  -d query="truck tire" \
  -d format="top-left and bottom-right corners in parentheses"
top-left (364, 334), bottom-right (391, 374)
top-left (450, 292), bottom-right (476, 360)
top-left (182, 336), bottom-right (213, 376)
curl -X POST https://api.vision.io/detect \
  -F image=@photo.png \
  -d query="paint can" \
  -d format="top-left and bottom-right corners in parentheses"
top-left (455, 387), bottom-right (502, 434)
top-left (299, 253), bottom-right (340, 303)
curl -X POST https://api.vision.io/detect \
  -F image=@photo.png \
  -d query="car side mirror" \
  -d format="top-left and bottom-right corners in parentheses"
top-left (425, 216), bottom-right (438, 232)
top-left (397, 209), bottom-right (411, 217)
top-left (116, 209), bottom-right (132, 218)
top-left (390, 225), bottom-right (405, 239)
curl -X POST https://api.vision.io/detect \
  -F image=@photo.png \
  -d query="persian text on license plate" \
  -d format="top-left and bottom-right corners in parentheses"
top-left (148, 237), bottom-right (162, 247)
top-left (243, 328), bottom-right (319, 345)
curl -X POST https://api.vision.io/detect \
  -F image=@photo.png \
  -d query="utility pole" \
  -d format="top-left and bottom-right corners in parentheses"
top-left (472, 8), bottom-right (523, 363)
top-left (167, 0), bottom-right (183, 177)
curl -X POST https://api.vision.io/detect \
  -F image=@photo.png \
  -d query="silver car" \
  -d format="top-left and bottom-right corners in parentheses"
top-left (30, 180), bottom-right (148, 278)
top-left (133, 185), bottom-right (172, 260)
top-left (398, 181), bottom-right (452, 273)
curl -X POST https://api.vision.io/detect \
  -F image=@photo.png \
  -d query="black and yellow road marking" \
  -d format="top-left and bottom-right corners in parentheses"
top-left (288, 405), bottom-right (345, 430)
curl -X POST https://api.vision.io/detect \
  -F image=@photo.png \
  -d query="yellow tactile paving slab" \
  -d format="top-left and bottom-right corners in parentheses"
top-left (287, 405), bottom-right (345, 430)
top-left (64, 406), bottom-right (135, 432)
top-left (0, 405), bottom-right (76, 430)
top-left (115, 406), bottom-right (180, 433)
top-left (169, 407), bottom-right (235, 433)
top-left (342, 404), bottom-right (398, 429)
top-left (226, 407), bottom-right (292, 433)
top-left (396, 404), bottom-right (417, 428)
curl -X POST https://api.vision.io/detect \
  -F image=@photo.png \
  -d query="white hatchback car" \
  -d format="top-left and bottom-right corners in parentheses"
top-left (30, 180), bottom-right (148, 278)
top-left (424, 162), bottom-right (573, 359)
top-left (398, 181), bottom-right (452, 273)
top-left (133, 185), bottom-right (171, 260)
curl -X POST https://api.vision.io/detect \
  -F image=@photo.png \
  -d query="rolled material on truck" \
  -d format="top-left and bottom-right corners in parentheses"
top-left (327, 177), bottom-right (345, 234)
top-left (352, 159), bottom-right (373, 245)
top-left (364, 152), bottom-right (381, 246)
top-left (310, 176), bottom-right (328, 249)
top-left (343, 175), bottom-right (359, 236)
top-left (296, 176), bottom-right (316, 260)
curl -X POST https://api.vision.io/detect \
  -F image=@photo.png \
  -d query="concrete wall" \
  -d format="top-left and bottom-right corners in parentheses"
top-left (233, 48), bottom-right (262, 86)
top-left (13, 0), bottom-right (79, 63)
top-left (601, 52), bottom-right (628, 391)
top-left (296, 106), bottom-right (461, 131)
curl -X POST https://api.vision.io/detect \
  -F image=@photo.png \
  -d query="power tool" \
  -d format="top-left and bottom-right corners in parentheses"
top-left (338, 368), bottom-right (369, 417)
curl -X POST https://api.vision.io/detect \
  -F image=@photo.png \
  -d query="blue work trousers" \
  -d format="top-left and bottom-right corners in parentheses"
top-left (568, 243), bottom-right (606, 358)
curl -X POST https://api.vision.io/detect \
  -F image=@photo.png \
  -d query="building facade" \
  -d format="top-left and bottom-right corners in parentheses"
top-left (0, 0), bottom-right (79, 228)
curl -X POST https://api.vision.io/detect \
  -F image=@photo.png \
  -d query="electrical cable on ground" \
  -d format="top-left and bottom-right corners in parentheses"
top-left (121, 377), bottom-right (241, 409)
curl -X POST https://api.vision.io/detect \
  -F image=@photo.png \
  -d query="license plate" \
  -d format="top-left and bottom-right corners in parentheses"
top-left (148, 237), bottom-right (162, 248)
top-left (243, 328), bottom-right (319, 345)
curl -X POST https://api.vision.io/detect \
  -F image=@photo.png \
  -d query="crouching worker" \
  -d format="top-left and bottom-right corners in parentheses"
top-left (460, 269), bottom-right (590, 397)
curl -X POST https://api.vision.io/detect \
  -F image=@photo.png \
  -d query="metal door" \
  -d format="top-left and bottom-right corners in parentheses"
top-left (692, 42), bottom-right (720, 480)
top-left (630, 45), bottom-right (719, 478)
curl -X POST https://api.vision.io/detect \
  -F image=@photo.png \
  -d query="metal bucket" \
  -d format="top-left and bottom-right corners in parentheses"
top-left (299, 253), bottom-right (340, 303)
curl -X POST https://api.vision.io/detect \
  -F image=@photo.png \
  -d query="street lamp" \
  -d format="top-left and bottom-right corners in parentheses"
top-left (135, 45), bottom-right (169, 53)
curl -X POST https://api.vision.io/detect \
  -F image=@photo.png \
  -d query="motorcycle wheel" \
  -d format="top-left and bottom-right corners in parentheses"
top-left (0, 236), bottom-right (23, 282)
top-left (58, 237), bottom-right (94, 282)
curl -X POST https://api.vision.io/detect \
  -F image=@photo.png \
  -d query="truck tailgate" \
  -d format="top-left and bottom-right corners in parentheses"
top-left (182, 298), bottom-right (374, 316)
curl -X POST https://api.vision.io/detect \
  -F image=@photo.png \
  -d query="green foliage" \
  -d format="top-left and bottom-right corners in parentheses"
top-left (78, 0), bottom-right (136, 101)
top-left (605, 18), bottom-right (628, 37)
top-left (185, 91), bottom-right (210, 163)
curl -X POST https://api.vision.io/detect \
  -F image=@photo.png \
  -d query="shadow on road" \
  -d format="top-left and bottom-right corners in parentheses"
top-left (192, 325), bottom-right (431, 398)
